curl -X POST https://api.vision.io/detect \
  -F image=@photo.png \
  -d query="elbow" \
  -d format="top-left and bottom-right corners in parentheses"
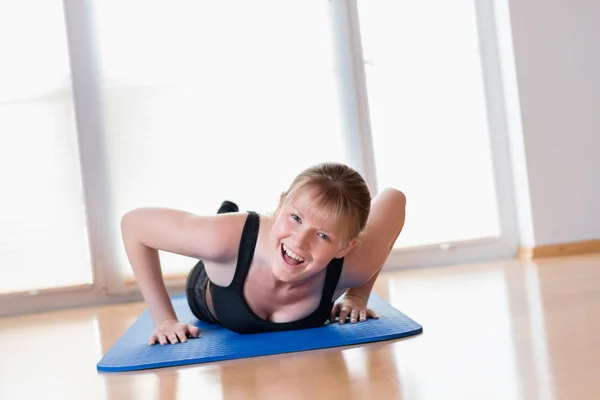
top-left (381, 188), bottom-right (407, 232)
top-left (121, 209), bottom-right (135, 232)
top-left (120, 208), bottom-right (145, 238)
top-left (381, 187), bottom-right (407, 208)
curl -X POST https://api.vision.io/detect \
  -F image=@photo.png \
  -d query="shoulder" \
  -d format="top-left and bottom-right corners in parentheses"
top-left (121, 207), bottom-right (250, 263)
top-left (339, 188), bottom-right (407, 288)
top-left (203, 212), bottom-right (253, 260)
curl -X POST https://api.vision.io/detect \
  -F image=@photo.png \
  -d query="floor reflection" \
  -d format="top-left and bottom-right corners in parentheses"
top-left (384, 262), bottom-right (524, 399)
top-left (3, 254), bottom-right (594, 399)
top-left (533, 255), bottom-right (600, 399)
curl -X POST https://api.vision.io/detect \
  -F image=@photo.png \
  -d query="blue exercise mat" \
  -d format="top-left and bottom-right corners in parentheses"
top-left (97, 294), bottom-right (422, 372)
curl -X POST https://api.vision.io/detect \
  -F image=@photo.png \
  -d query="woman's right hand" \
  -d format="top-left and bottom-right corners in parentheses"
top-left (149, 319), bottom-right (201, 345)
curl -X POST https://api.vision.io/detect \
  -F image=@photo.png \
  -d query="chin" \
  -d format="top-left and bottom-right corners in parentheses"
top-left (271, 261), bottom-right (304, 283)
top-left (272, 268), bottom-right (294, 284)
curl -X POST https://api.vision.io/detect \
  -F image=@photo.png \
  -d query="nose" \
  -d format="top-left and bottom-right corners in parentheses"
top-left (291, 228), bottom-right (311, 251)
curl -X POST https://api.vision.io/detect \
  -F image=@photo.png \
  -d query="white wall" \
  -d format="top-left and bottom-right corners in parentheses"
top-left (504, 0), bottom-right (600, 247)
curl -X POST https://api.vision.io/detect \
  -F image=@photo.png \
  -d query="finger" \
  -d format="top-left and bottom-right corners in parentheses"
top-left (359, 310), bottom-right (367, 322)
top-left (158, 334), bottom-right (168, 346)
top-left (187, 325), bottom-right (201, 338)
top-left (338, 307), bottom-right (351, 324)
top-left (350, 309), bottom-right (359, 323)
top-left (367, 309), bottom-right (379, 319)
top-left (168, 332), bottom-right (179, 344)
top-left (149, 334), bottom-right (158, 346)
top-left (330, 304), bottom-right (341, 323)
top-left (176, 328), bottom-right (188, 343)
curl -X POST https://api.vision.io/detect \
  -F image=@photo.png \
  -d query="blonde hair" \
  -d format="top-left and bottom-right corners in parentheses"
top-left (277, 162), bottom-right (371, 246)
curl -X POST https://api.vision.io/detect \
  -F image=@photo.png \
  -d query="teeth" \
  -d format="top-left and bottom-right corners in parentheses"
top-left (283, 244), bottom-right (305, 262)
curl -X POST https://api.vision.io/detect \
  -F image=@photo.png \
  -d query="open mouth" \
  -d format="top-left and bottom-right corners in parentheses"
top-left (281, 243), bottom-right (307, 267)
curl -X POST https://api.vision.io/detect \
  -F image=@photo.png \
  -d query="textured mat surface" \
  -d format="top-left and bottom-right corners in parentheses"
top-left (97, 294), bottom-right (422, 372)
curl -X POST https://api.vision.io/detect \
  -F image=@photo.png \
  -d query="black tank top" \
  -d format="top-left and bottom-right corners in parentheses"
top-left (210, 211), bottom-right (344, 334)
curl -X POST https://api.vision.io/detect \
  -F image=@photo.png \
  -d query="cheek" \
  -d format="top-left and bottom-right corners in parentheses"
top-left (271, 219), bottom-right (292, 241)
top-left (310, 244), bottom-right (337, 261)
top-left (277, 219), bottom-right (295, 235)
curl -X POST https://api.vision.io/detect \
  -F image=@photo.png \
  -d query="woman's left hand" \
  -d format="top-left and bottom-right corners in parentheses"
top-left (330, 293), bottom-right (379, 324)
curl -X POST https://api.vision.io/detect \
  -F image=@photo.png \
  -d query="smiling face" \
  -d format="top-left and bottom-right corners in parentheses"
top-left (268, 187), bottom-right (358, 284)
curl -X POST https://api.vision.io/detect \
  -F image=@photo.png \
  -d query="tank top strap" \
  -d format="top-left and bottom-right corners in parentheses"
top-left (230, 211), bottom-right (260, 288)
top-left (319, 256), bottom-right (344, 305)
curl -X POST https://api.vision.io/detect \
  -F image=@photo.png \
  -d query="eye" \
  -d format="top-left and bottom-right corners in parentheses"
top-left (318, 233), bottom-right (330, 241)
top-left (291, 214), bottom-right (301, 223)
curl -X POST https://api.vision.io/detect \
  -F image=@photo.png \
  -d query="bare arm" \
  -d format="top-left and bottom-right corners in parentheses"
top-left (332, 188), bottom-right (406, 323)
top-left (344, 268), bottom-right (380, 303)
top-left (120, 207), bottom-right (244, 341)
top-left (344, 188), bottom-right (406, 284)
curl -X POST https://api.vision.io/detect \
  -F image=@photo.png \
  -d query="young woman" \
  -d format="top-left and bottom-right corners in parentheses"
top-left (121, 162), bottom-right (406, 345)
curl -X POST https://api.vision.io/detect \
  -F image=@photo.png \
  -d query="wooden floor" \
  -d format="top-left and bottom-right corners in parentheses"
top-left (1, 253), bottom-right (599, 400)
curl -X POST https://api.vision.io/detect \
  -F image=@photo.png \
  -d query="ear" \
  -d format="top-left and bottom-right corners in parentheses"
top-left (335, 237), bottom-right (359, 259)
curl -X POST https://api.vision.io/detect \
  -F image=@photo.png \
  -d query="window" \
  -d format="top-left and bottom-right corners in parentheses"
top-left (90, 1), bottom-right (350, 278)
top-left (1, 0), bottom-right (517, 312)
top-left (0, 0), bottom-right (92, 294)
top-left (357, 0), bottom-right (502, 249)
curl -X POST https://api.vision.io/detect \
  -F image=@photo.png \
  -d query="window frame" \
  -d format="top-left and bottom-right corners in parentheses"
top-left (0, 0), bottom-right (518, 317)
